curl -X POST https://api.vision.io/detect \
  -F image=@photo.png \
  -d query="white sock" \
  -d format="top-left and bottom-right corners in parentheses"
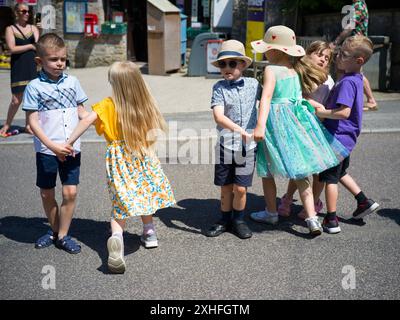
top-left (265, 208), bottom-right (278, 216)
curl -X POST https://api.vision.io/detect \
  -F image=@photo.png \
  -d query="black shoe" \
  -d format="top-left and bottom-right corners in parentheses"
top-left (322, 216), bottom-right (341, 234)
top-left (231, 220), bottom-right (252, 239)
top-left (352, 199), bottom-right (379, 219)
top-left (205, 220), bottom-right (231, 237)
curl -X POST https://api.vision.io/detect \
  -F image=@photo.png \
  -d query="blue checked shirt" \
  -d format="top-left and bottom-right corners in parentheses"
top-left (22, 71), bottom-right (88, 156)
top-left (211, 77), bottom-right (262, 151)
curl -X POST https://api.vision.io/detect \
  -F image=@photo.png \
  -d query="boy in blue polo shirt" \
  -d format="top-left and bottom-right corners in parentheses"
top-left (23, 33), bottom-right (88, 254)
top-left (205, 40), bottom-right (262, 239)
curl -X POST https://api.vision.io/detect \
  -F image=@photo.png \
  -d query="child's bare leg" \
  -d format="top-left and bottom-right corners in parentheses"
top-left (285, 179), bottom-right (297, 200)
top-left (278, 179), bottom-right (297, 216)
top-left (312, 175), bottom-right (325, 202)
top-left (111, 218), bottom-right (126, 234)
top-left (297, 175), bottom-right (325, 219)
top-left (232, 184), bottom-right (246, 211)
top-left (231, 183), bottom-right (252, 238)
top-left (40, 188), bottom-right (60, 233)
top-left (141, 215), bottom-right (153, 225)
top-left (295, 178), bottom-right (315, 219)
top-left (58, 185), bottom-right (77, 239)
top-left (363, 76), bottom-right (377, 108)
top-left (325, 183), bottom-right (338, 213)
top-left (262, 177), bottom-right (277, 213)
top-left (221, 184), bottom-right (234, 212)
top-left (339, 174), bottom-right (361, 196)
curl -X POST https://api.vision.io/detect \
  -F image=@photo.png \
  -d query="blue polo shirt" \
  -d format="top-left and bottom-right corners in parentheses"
top-left (23, 71), bottom-right (88, 156)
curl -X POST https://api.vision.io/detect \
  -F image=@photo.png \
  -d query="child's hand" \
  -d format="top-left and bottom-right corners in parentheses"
top-left (51, 143), bottom-right (73, 162)
top-left (308, 99), bottom-right (326, 113)
top-left (241, 130), bottom-right (253, 145)
top-left (253, 125), bottom-right (265, 142)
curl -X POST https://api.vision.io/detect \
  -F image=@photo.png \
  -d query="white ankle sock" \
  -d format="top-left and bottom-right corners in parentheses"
top-left (265, 209), bottom-right (278, 216)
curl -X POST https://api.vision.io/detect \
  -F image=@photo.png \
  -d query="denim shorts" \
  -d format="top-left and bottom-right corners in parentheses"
top-left (36, 152), bottom-right (81, 189)
top-left (214, 144), bottom-right (256, 187)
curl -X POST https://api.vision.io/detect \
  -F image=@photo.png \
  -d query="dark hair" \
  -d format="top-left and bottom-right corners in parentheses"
top-left (35, 33), bottom-right (66, 57)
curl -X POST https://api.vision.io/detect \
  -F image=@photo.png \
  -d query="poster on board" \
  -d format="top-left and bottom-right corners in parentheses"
top-left (64, 0), bottom-right (86, 34)
top-left (207, 40), bottom-right (223, 74)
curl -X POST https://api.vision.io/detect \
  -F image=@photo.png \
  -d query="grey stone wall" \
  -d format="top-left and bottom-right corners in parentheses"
top-left (53, 0), bottom-right (126, 68)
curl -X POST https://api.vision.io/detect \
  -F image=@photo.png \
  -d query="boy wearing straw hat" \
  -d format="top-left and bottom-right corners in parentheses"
top-left (205, 40), bottom-right (262, 239)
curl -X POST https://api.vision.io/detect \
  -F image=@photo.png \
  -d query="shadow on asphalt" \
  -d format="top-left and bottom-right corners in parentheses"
top-left (377, 208), bottom-right (400, 226)
top-left (0, 216), bottom-right (140, 274)
top-left (156, 193), bottom-right (319, 239)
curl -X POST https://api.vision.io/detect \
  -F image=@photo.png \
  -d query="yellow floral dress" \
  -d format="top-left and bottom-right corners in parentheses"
top-left (92, 97), bottom-right (175, 220)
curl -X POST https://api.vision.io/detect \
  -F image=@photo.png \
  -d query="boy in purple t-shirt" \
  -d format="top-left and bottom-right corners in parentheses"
top-left (313, 35), bottom-right (379, 234)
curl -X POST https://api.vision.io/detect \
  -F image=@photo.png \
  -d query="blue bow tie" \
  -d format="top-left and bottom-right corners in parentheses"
top-left (228, 79), bottom-right (244, 87)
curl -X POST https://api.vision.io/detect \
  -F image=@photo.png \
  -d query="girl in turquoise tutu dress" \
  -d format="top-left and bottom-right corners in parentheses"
top-left (249, 26), bottom-right (349, 235)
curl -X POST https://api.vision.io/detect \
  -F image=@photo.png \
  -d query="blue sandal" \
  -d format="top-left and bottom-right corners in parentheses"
top-left (35, 230), bottom-right (57, 249)
top-left (55, 235), bottom-right (81, 254)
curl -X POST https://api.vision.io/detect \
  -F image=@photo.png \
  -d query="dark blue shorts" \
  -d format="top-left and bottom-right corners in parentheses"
top-left (214, 145), bottom-right (256, 187)
top-left (319, 156), bottom-right (350, 184)
top-left (36, 152), bottom-right (81, 189)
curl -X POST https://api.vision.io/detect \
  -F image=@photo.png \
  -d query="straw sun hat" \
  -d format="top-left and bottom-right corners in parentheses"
top-left (251, 25), bottom-right (305, 57)
top-left (211, 40), bottom-right (253, 68)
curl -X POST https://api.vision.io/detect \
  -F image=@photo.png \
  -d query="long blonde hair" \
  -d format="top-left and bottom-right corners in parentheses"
top-left (108, 61), bottom-right (167, 158)
top-left (293, 55), bottom-right (328, 96)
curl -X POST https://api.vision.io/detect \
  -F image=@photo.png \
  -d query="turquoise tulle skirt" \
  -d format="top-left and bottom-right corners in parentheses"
top-left (256, 98), bottom-right (350, 179)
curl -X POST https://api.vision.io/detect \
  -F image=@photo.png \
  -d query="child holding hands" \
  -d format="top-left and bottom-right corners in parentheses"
top-left (312, 35), bottom-right (379, 232)
top-left (249, 26), bottom-right (349, 235)
top-left (63, 61), bottom-right (175, 273)
top-left (205, 40), bottom-right (262, 239)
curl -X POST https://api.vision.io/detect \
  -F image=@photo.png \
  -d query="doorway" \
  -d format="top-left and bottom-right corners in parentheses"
top-left (122, 0), bottom-right (147, 62)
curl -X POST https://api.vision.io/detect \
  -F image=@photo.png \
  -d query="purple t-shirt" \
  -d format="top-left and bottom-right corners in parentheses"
top-left (323, 73), bottom-right (364, 153)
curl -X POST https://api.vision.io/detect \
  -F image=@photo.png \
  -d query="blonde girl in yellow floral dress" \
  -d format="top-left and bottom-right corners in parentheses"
top-left (63, 61), bottom-right (175, 273)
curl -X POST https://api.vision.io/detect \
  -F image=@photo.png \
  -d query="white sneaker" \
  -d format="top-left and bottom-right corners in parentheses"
top-left (305, 216), bottom-right (323, 236)
top-left (140, 230), bottom-right (158, 249)
top-left (250, 210), bottom-right (279, 225)
top-left (107, 235), bottom-right (126, 274)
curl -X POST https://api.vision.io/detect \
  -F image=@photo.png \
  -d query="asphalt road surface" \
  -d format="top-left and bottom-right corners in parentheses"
top-left (0, 133), bottom-right (399, 300)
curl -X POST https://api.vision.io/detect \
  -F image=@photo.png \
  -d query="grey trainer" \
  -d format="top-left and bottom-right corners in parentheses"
top-left (141, 231), bottom-right (158, 249)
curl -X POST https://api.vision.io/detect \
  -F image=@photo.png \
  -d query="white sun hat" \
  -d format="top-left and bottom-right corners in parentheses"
top-left (251, 25), bottom-right (305, 57)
